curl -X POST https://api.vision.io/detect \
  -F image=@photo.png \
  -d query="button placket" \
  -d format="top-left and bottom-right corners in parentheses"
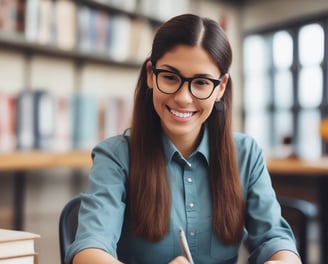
top-left (183, 164), bottom-right (197, 251)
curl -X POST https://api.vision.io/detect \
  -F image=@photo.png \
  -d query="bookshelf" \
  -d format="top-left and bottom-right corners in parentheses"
top-left (0, 0), bottom-right (176, 153)
top-left (0, 0), bottom-right (191, 232)
top-left (0, 0), bottom-right (167, 66)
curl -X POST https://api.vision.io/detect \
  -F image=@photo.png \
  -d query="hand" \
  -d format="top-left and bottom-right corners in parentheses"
top-left (168, 256), bottom-right (190, 264)
top-left (264, 250), bottom-right (302, 264)
top-left (265, 261), bottom-right (290, 264)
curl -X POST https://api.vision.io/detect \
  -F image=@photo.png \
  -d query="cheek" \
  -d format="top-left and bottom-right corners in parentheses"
top-left (201, 99), bottom-right (216, 116)
top-left (152, 89), bottom-right (165, 111)
top-left (206, 101), bottom-right (215, 114)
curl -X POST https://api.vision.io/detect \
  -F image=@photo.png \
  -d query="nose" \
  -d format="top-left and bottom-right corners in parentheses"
top-left (174, 81), bottom-right (193, 104)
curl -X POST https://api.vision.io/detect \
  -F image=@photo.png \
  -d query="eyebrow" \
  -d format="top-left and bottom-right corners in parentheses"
top-left (159, 64), bottom-right (218, 79)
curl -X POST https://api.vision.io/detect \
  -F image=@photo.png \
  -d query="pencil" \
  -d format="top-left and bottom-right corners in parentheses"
top-left (179, 227), bottom-right (194, 264)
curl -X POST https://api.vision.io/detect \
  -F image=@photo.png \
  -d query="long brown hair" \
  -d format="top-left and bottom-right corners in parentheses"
top-left (129, 14), bottom-right (244, 244)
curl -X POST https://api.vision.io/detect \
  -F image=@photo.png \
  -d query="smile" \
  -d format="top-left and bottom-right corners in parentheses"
top-left (170, 108), bottom-right (194, 118)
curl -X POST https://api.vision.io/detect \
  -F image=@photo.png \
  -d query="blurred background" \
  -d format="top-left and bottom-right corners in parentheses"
top-left (1, 0), bottom-right (328, 263)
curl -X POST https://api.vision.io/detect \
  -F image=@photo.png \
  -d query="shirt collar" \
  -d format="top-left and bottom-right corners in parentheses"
top-left (161, 125), bottom-right (210, 166)
top-left (196, 125), bottom-right (210, 164)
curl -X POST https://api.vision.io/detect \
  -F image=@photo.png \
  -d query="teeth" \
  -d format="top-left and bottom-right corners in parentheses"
top-left (170, 109), bottom-right (193, 118)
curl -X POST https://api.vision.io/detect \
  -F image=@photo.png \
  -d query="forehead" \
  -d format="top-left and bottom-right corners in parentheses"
top-left (156, 45), bottom-right (221, 76)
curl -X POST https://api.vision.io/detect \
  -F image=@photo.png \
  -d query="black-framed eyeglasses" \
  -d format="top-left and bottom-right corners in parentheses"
top-left (152, 66), bottom-right (223, 100)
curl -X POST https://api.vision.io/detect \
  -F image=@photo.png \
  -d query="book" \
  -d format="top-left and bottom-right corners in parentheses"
top-left (104, 96), bottom-right (119, 138)
top-left (0, 92), bottom-right (16, 152)
top-left (16, 90), bottom-right (55, 150)
top-left (24, 0), bottom-right (40, 42)
top-left (104, 96), bottom-right (132, 138)
top-left (0, 229), bottom-right (40, 259)
top-left (71, 93), bottom-right (98, 149)
top-left (0, 253), bottom-right (38, 264)
top-left (0, 0), bottom-right (24, 33)
top-left (77, 5), bottom-right (92, 51)
top-left (55, 0), bottom-right (77, 50)
top-left (52, 94), bottom-right (72, 151)
top-left (33, 90), bottom-right (55, 149)
top-left (16, 90), bottom-right (35, 150)
top-left (88, 9), bottom-right (110, 54)
top-left (37, 0), bottom-right (54, 45)
top-left (128, 19), bottom-right (153, 62)
top-left (91, 9), bottom-right (109, 53)
top-left (108, 15), bottom-right (131, 62)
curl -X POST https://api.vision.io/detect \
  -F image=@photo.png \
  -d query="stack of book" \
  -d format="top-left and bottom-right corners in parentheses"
top-left (0, 229), bottom-right (40, 264)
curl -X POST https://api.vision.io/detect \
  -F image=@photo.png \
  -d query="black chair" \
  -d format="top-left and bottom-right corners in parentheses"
top-left (278, 196), bottom-right (318, 264)
top-left (59, 196), bottom-right (81, 264)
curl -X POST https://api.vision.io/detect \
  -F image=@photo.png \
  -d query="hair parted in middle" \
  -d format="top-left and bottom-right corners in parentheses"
top-left (128, 14), bottom-right (244, 244)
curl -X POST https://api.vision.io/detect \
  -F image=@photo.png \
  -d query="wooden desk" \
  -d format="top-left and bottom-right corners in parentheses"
top-left (267, 157), bottom-right (328, 175)
top-left (267, 157), bottom-right (328, 264)
top-left (0, 151), bottom-right (92, 230)
top-left (0, 151), bottom-right (92, 170)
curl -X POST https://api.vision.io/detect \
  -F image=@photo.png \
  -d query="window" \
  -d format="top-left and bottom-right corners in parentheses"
top-left (243, 15), bottom-right (328, 159)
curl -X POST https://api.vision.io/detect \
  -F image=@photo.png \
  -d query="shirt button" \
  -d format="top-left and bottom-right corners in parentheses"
top-left (189, 231), bottom-right (195, 236)
top-left (187, 177), bottom-right (192, 183)
top-left (189, 203), bottom-right (194, 208)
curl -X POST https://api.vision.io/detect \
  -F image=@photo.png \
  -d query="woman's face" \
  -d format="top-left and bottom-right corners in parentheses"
top-left (147, 45), bottom-right (229, 144)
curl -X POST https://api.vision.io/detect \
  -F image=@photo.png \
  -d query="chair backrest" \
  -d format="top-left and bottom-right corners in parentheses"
top-left (59, 196), bottom-right (81, 264)
top-left (278, 196), bottom-right (318, 264)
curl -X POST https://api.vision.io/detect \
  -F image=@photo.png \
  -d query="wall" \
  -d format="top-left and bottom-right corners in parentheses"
top-left (242, 0), bottom-right (328, 32)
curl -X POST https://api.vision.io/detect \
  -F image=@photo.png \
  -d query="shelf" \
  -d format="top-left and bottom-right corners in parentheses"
top-left (0, 32), bottom-right (141, 67)
top-left (267, 157), bottom-right (328, 176)
top-left (0, 151), bottom-right (92, 171)
top-left (78, 0), bottom-right (164, 24)
top-left (0, 0), bottom-right (165, 67)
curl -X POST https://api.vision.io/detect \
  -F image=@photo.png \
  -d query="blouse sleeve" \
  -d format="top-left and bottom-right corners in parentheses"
top-left (65, 135), bottom-right (129, 264)
top-left (236, 134), bottom-right (299, 263)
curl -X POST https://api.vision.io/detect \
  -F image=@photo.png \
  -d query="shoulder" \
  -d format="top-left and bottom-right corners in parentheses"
top-left (96, 134), bottom-right (129, 151)
top-left (233, 132), bottom-right (266, 176)
top-left (233, 132), bottom-right (269, 189)
top-left (91, 134), bottom-right (130, 167)
top-left (233, 132), bottom-right (262, 154)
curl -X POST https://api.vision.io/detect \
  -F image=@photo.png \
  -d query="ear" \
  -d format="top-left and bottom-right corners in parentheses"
top-left (146, 60), bottom-right (154, 89)
top-left (216, 73), bottom-right (229, 99)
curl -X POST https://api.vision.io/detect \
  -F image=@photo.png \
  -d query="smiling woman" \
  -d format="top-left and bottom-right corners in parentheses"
top-left (66, 14), bottom-right (301, 264)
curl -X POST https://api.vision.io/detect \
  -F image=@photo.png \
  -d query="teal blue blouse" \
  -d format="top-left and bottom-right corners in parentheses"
top-left (66, 128), bottom-right (298, 264)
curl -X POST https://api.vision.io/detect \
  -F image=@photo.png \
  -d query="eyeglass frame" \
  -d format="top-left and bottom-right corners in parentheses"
top-left (151, 65), bottom-right (224, 100)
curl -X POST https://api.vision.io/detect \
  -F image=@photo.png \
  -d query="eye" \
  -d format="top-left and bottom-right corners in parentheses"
top-left (160, 72), bottom-right (180, 83)
top-left (193, 78), bottom-right (211, 87)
